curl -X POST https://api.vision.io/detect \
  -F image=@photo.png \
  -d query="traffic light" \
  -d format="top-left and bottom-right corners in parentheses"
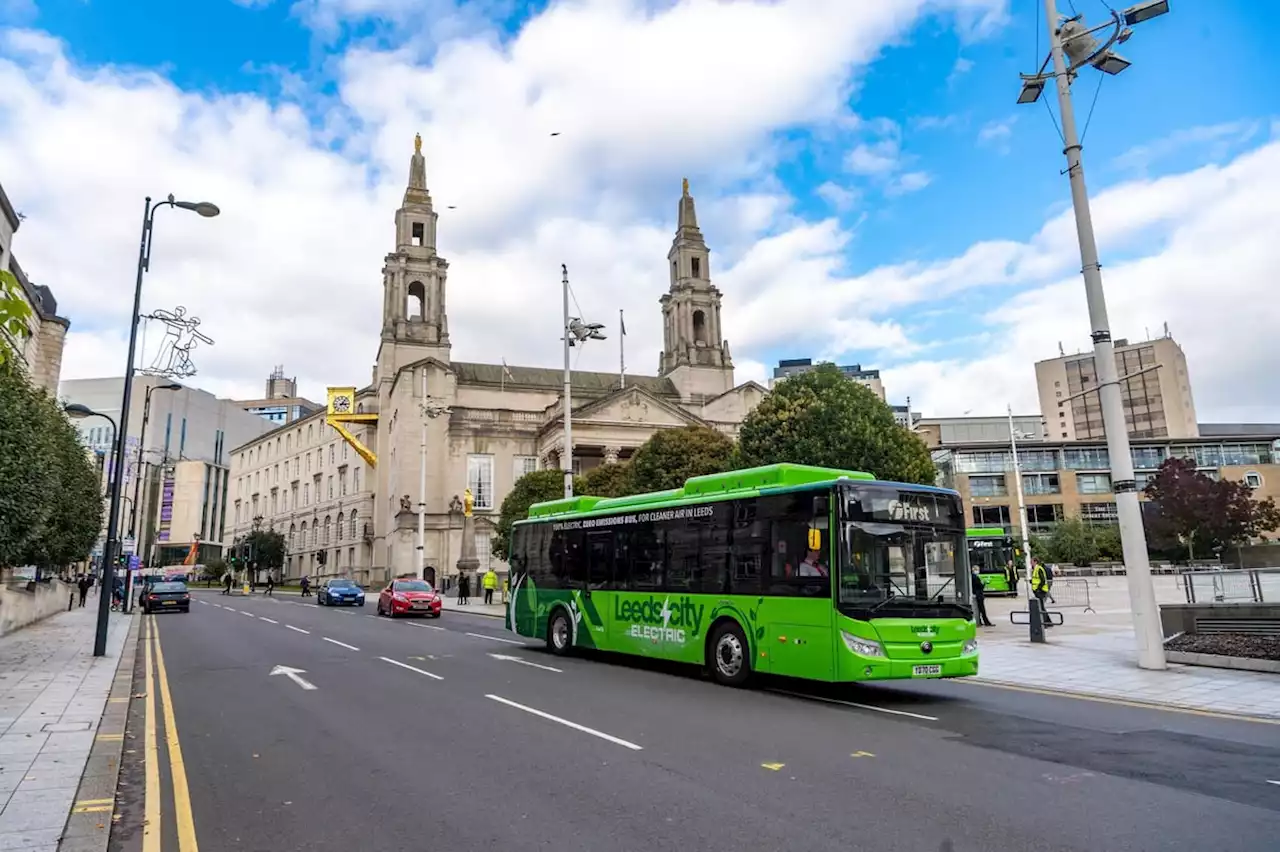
top-left (316, 550), bottom-right (327, 566)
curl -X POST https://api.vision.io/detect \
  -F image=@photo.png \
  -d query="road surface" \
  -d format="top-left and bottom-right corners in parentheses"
top-left (112, 590), bottom-right (1280, 851)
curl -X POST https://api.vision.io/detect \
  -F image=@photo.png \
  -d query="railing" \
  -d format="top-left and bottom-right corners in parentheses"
top-left (1180, 568), bottom-right (1275, 604)
top-left (454, 408), bottom-right (546, 426)
top-left (1045, 577), bottom-right (1094, 612)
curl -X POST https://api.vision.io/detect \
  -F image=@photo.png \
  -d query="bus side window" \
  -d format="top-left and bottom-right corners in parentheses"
top-left (627, 522), bottom-right (664, 590)
top-left (731, 499), bottom-right (766, 596)
top-left (586, 531), bottom-right (613, 590)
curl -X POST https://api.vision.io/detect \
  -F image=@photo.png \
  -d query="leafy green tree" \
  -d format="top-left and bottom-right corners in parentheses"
top-left (203, 558), bottom-right (228, 582)
top-left (627, 425), bottom-right (736, 493)
top-left (736, 363), bottom-right (935, 484)
top-left (244, 527), bottom-right (287, 569)
top-left (1092, 524), bottom-right (1123, 561)
top-left (492, 469), bottom-right (582, 561)
top-left (0, 270), bottom-right (32, 368)
top-left (0, 360), bottom-right (102, 574)
top-left (580, 461), bottom-right (635, 498)
top-left (1036, 517), bottom-right (1101, 566)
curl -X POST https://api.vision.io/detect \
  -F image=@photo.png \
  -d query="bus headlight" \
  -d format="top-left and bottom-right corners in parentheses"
top-left (962, 638), bottom-right (979, 656)
top-left (841, 631), bottom-right (885, 658)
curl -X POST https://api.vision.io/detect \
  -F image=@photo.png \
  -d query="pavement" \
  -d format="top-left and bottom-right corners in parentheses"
top-left (102, 587), bottom-right (1280, 852)
top-left (0, 599), bottom-right (134, 852)
top-left (975, 575), bottom-right (1280, 720)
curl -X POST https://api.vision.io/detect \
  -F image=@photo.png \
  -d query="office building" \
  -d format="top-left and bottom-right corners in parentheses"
top-left (229, 142), bottom-right (768, 586)
top-left (1035, 333), bottom-right (1198, 441)
top-left (235, 365), bottom-right (321, 426)
top-left (59, 376), bottom-right (274, 567)
top-left (1, 181), bottom-right (69, 394)
top-left (915, 415), bottom-right (1048, 450)
top-left (769, 358), bottom-right (886, 400)
top-left (932, 432), bottom-right (1280, 538)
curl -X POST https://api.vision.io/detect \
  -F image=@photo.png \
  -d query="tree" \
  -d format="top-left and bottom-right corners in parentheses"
top-left (492, 469), bottom-right (582, 561)
top-left (203, 558), bottom-right (228, 582)
top-left (0, 360), bottom-right (101, 575)
top-left (1033, 518), bottom-right (1103, 566)
top-left (627, 425), bottom-right (736, 493)
top-left (244, 527), bottom-right (287, 570)
top-left (737, 363), bottom-right (936, 484)
top-left (580, 461), bottom-right (635, 498)
top-left (1144, 457), bottom-right (1280, 559)
top-left (0, 270), bottom-right (32, 368)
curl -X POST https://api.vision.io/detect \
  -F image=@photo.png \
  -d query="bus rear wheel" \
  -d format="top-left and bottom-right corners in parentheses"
top-left (546, 609), bottom-right (572, 656)
top-left (708, 621), bottom-right (751, 687)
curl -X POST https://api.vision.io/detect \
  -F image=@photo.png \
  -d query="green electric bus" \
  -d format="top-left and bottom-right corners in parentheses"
top-left (966, 527), bottom-right (1017, 595)
top-left (505, 463), bottom-right (978, 687)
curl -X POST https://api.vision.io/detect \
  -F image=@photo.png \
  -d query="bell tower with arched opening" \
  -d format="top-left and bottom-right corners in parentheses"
top-left (658, 179), bottom-right (734, 400)
top-left (378, 134), bottom-right (450, 369)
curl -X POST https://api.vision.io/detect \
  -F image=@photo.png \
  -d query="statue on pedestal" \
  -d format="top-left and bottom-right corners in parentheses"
top-left (456, 487), bottom-right (480, 581)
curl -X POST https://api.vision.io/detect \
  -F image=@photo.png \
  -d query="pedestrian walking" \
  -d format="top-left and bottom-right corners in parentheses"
top-left (458, 573), bottom-right (471, 606)
top-left (77, 576), bottom-right (91, 608)
top-left (482, 567), bottom-right (497, 605)
top-left (300, 576), bottom-right (311, 597)
top-left (970, 567), bottom-right (993, 627)
top-left (223, 572), bottom-right (233, 595)
top-left (1004, 560), bottom-right (1018, 597)
top-left (1045, 562), bottom-right (1056, 604)
top-left (265, 574), bottom-right (275, 596)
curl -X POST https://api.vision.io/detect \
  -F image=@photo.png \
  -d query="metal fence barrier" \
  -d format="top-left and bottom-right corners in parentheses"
top-left (1010, 609), bottom-right (1065, 626)
top-left (1181, 569), bottom-right (1266, 604)
top-left (1045, 577), bottom-right (1094, 612)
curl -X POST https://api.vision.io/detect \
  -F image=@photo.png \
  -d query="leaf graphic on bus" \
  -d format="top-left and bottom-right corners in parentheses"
top-left (748, 609), bottom-right (757, 621)
top-left (755, 626), bottom-right (765, 640)
top-left (757, 597), bottom-right (764, 606)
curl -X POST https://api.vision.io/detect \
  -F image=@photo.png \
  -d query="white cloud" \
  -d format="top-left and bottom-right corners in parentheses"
top-left (0, 1), bottom-right (1002, 403)
top-left (977, 115), bottom-right (1015, 153)
top-left (885, 170), bottom-right (931, 196)
top-left (947, 56), bottom-right (973, 86)
top-left (816, 181), bottom-right (859, 211)
top-left (844, 138), bottom-right (901, 175)
top-left (1111, 119), bottom-right (1264, 174)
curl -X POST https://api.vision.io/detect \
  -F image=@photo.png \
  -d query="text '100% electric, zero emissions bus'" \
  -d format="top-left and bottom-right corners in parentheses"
top-left (504, 463), bottom-right (979, 687)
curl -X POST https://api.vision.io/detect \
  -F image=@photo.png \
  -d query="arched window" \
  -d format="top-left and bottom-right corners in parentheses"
top-left (350, 510), bottom-right (358, 539)
top-left (336, 512), bottom-right (344, 541)
top-left (308, 424), bottom-right (313, 442)
top-left (323, 515), bottom-right (331, 545)
top-left (288, 523), bottom-right (296, 548)
top-left (300, 521), bottom-right (308, 547)
top-left (692, 309), bottom-right (707, 344)
top-left (407, 281), bottom-right (426, 320)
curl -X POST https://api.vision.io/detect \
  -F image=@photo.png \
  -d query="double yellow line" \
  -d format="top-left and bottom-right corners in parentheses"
top-left (142, 615), bottom-right (200, 852)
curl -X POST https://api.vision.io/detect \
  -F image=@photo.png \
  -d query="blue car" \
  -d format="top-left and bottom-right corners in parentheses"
top-left (318, 578), bottom-right (365, 607)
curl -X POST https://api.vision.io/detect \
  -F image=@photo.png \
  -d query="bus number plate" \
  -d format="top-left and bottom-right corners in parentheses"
top-left (912, 665), bottom-right (942, 677)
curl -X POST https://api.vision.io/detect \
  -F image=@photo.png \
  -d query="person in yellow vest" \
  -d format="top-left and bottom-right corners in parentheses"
top-left (1031, 560), bottom-right (1053, 629)
top-left (482, 567), bottom-right (498, 605)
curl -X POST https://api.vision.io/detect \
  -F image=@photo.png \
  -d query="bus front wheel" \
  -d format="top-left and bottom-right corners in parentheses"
top-left (708, 621), bottom-right (751, 687)
top-left (546, 609), bottom-right (572, 655)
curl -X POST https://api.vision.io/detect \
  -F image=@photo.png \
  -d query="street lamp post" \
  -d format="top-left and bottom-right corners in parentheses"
top-left (124, 382), bottom-right (181, 613)
top-left (560, 264), bottom-right (607, 499)
top-left (1017, 0), bottom-right (1169, 669)
top-left (94, 194), bottom-right (219, 656)
top-left (417, 372), bottom-right (451, 585)
top-left (1007, 406), bottom-right (1044, 642)
top-left (64, 404), bottom-right (118, 580)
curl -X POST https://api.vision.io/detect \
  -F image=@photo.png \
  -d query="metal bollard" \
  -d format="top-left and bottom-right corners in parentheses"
top-left (1028, 597), bottom-right (1046, 643)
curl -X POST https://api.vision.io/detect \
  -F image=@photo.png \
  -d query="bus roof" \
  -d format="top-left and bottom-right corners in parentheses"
top-left (966, 527), bottom-right (1009, 538)
top-left (521, 463), bottom-right (954, 523)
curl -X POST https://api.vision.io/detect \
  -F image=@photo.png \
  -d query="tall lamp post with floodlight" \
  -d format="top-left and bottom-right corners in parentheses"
top-left (1016, 0), bottom-right (1170, 670)
top-left (64, 404), bottom-right (118, 575)
top-left (94, 194), bottom-right (219, 657)
top-left (560, 264), bottom-right (607, 499)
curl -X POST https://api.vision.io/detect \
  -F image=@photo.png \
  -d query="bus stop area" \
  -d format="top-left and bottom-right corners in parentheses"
top-left (971, 573), bottom-right (1280, 720)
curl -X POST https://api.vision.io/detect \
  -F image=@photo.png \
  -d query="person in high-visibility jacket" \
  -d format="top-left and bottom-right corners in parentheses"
top-left (1031, 560), bottom-right (1053, 628)
top-left (482, 568), bottom-right (498, 605)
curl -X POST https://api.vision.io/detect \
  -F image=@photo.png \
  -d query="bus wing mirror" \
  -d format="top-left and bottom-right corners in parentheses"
top-left (807, 528), bottom-right (822, 550)
top-left (813, 495), bottom-right (829, 516)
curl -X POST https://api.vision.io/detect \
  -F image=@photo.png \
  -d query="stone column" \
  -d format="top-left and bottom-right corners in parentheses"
top-left (456, 512), bottom-right (480, 589)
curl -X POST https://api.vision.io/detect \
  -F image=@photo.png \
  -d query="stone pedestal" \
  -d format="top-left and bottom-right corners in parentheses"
top-left (455, 511), bottom-right (480, 581)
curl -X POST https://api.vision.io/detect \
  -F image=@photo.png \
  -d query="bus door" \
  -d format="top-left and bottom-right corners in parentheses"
top-left (760, 492), bottom-right (834, 680)
top-left (580, 531), bottom-right (614, 643)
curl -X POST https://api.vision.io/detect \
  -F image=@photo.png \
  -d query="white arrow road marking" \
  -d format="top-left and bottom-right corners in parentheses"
top-left (379, 657), bottom-right (444, 680)
top-left (465, 632), bottom-right (525, 645)
top-left (269, 666), bottom-right (317, 691)
top-left (323, 637), bottom-right (359, 651)
top-left (286, 625), bottom-right (310, 634)
top-left (485, 695), bottom-right (642, 750)
top-left (488, 653), bottom-right (562, 673)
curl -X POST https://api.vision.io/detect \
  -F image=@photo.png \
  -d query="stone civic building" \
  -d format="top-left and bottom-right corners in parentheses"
top-left (1, 180), bottom-right (69, 394)
top-left (229, 139), bottom-right (765, 586)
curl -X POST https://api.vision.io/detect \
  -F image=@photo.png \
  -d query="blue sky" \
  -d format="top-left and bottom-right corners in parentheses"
top-left (3, 0), bottom-right (1278, 420)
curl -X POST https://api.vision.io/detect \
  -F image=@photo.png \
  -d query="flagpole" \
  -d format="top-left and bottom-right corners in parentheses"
top-left (619, 309), bottom-right (626, 390)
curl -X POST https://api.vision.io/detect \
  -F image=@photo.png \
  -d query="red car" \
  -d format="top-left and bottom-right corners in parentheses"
top-left (378, 579), bottom-right (442, 618)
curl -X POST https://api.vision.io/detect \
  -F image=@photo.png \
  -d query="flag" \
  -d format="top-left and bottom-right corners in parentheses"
top-left (620, 311), bottom-right (626, 336)
top-left (501, 359), bottom-right (514, 381)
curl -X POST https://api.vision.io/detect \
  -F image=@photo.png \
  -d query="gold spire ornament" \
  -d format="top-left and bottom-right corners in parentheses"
top-left (414, 133), bottom-right (422, 154)
top-left (682, 177), bottom-right (689, 195)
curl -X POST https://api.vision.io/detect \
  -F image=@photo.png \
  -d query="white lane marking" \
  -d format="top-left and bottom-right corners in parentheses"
top-left (465, 632), bottom-right (525, 645)
top-left (1266, 779), bottom-right (1280, 786)
top-left (766, 688), bottom-right (939, 722)
top-left (323, 637), bottom-right (360, 651)
top-left (488, 653), bottom-right (562, 673)
top-left (378, 656), bottom-right (444, 681)
top-left (269, 665), bottom-right (317, 691)
top-left (286, 625), bottom-right (310, 634)
top-left (259, 617), bottom-right (279, 624)
top-left (486, 694), bottom-right (642, 751)
top-left (365, 615), bottom-right (379, 620)
top-left (408, 622), bottom-right (447, 631)
top-left (238, 610), bottom-right (256, 617)
top-left (197, 600), bottom-right (209, 606)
